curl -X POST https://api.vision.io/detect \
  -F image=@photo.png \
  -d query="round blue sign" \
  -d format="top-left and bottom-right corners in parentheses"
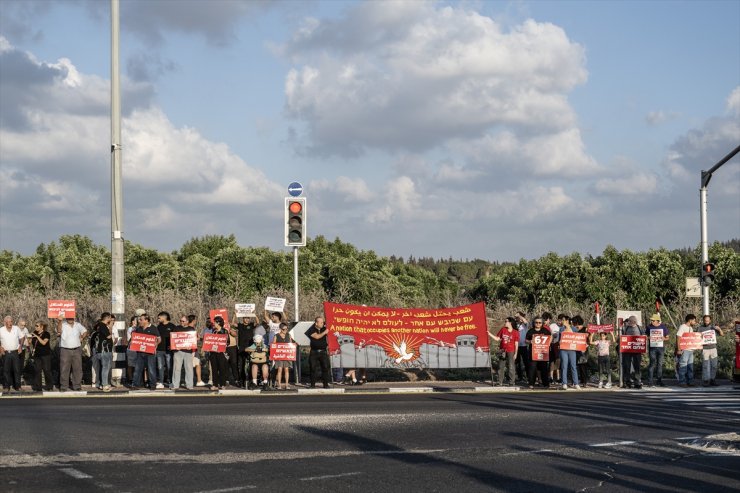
top-left (288, 182), bottom-right (303, 197)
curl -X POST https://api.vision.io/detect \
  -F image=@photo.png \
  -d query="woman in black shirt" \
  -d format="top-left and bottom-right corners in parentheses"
top-left (31, 321), bottom-right (52, 391)
top-left (209, 317), bottom-right (230, 389)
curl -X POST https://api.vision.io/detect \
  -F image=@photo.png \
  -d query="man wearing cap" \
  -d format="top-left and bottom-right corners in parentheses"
top-left (621, 316), bottom-right (644, 389)
top-left (646, 314), bottom-right (669, 387)
top-left (55, 314), bottom-right (88, 392)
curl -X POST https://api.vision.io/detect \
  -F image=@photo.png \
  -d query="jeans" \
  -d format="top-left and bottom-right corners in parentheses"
top-left (678, 350), bottom-right (694, 384)
top-left (515, 347), bottom-right (529, 380)
top-left (702, 348), bottom-right (718, 382)
top-left (560, 350), bottom-right (579, 386)
top-left (134, 352), bottom-right (158, 388)
top-left (597, 355), bottom-right (611, 383)
top-left (647, 347), bottom-right (665, 383)
top-left (171, 351), bottom-right (194, 389)
top-left (92, 350), bottom-right (112, 387)
top-left (2, 351), bottom-right (22, 390)
top-left (155, 351), bottom-right (172, 384)
top-left (497, 352), bottom-right (516, 384)
top-left (309, 349), bottom-right (331, 386)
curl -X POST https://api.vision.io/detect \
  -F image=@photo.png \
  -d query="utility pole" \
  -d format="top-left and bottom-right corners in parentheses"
top-left (699, 144), bottom-right (739, 315)
top-left (111, 0), bottom-right (126, 343)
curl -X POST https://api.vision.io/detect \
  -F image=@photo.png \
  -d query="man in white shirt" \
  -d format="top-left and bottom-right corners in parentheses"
top-left (56, 314), bottom-right (88, 391)
top-left (676, 314), bottom-right (698, 388)
top-left (1, 315), bottom-right (25, 391)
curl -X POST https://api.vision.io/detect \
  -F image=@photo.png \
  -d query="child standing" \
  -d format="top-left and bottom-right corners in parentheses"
top-left (590, 330), bottom-right (615, 388)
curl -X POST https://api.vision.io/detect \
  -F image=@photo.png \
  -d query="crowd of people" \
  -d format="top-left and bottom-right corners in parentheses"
top-left (1, 307), bottom-right (737, 392)
top-left (487, 311), bottom-right (734, 390)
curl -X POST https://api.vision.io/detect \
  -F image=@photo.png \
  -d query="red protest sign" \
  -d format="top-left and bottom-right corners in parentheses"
top-left (531, 334), bottom-right (551, 361)
top-left (620, 335), bottom-right (647, 353)
top-left (170, 331), bottom-right (197, 351)
top-left (559, 332), bottom-right (589, 351)
top-left (203, 333), bottom-right (227, 353)
top-left (678, 333), bottom-right (703, 351)
top-left (324, 302), bottom-right (490, 369)
top-left (48, 300), bottom-right (76, 318)
top-left (209, 309), bottom-right (230, 329)
top-left (270, 342), bottom-right (297, 361)
top-left (130, 333), bottom-right (157, 354)
top-left (587, 324), bottom-right (614, 334)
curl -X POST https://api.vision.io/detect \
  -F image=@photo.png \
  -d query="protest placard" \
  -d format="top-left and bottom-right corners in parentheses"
top-left (620, 335), bottom-right (647, 353)
top-left (587, 324), bottom-right (614, 334)
top-left (130, 333), bottom-right (157, 354)
top-left (270, 343), bottom-right (297, 361)
top-left (701, 329), bottom-right (717, 346)
top-left (678, 333), bottom-right (703, 351)
top-left (203, 333), bottom-right (227, 353)
top-left (531, 334), bottom-right (551, 361)
top-left (265, 297), bottom-right (286, 312)
top-left (47, 300), bottom-right (76, 318)
top-left (170, 331), bottom-right (198, 351)
top-left (559, 332), bottom-right (589, 351)
top-left (209, 309), bottom-right (230, 329)
top-left (649, 328), bottom-right (665, 348)
top-left (235, 303), bottom-right (256, 318)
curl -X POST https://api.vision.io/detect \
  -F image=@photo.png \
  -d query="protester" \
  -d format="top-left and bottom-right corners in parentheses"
top-left (209, 316), bottom-right (230, 390)
top-left (646, 313), bottom-right (669, 387)
top-left (226, 318), bottom-right (240, 387)
top-left (89, 312), bottom-right (114, 392)
top-left (676, 314), bottom-right (698, 388)
top-left (515, 311), bottom-right (529, 383)
top-left (246, 333), bottom-right (270, 390)
top-left (201, 319), bottom-right (214, 385)
top-left (488, 317), bottom-right (519, 386)
top-left (525, 318), bottom-right (551, 389)
top-left (17, 318), bottom-right (30, 384)
top-left (621, 316), bottom-right (644, 389)
top-left (1, 315), bottom-right (24, 391)
top-left (236, 315), bottom-right (258, 388)
top-left (30, 321), bottom-right (53, 392)
top-left (55, 313), bottom-right (88, 392)
top-left (273, 322), bottom-right (295, 390)
top-left (264, 309), bottom-right (284, 346)
top-left (171, 315), bottom-right (197, 390)
top-left (589, 329), bottom-right (615, 389)
top-left (132, 314), bottom-right (160, 390)
top-left (573, 316), bottom-right (590, 385)
top-left (156, 312), bottom-right (176, 390)
top-left (125, 315), bottom-right (139, 386)
top-left (545, 312), bottom-right (561, 385)
top-left (559, 316), bottom-right (581, 390)
top-left (699, 314), bottom-right (725, 387)
top-left (305, 316), bottom-right (331, 388)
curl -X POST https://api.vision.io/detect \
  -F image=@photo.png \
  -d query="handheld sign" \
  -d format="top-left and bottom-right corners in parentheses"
top-left (587, 324), bottom-right (614, 334)
top-left (170, 331), bottom-right (198, 351)
top-left (559, 332), bottom-right (588, 351)
top-left (265, 297), bottom-right (286, 313)
top-left (270, 342), bottom-right (297, 361)
top-left (203, 333), bottom-right (227, 353)
top-left (531, 334), bottom-right (551, 361)
top-left (678, 333), bottom-right (703, 351)
top-left (209, 309), bottom-right (230, 329)
top-left (48, 300), bottom-right (76, 319)
top-left (130, 333), bottom-right (157, 354)
top-left (701, 329), bottom-right (717, 346)
top-left (620, 335), bottom-right (647, 353)
top-left (235, 303), bottom-right (256, 318)
top-left (649, 329), bottom-right (664, 348)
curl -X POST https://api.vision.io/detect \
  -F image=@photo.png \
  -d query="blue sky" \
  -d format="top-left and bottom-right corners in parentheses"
top-left (1, 0), bottom-right (738, 261)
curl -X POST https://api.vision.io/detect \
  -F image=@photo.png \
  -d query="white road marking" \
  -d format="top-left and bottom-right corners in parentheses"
top-left (300, 472), bottom-right (362, 481)
top-left (589, 441), bottom-right (636, 447)
top-left (192, 487), bottom-right (256, 493)
top-left (59, 467), bottom-right (92, 479)
top-left (674, 436), bottom-right (700, 440)
top-left (499, 449), bottom-right (554, 457)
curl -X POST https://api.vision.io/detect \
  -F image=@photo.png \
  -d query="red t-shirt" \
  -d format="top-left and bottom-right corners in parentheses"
top-left (497, 327), bottom-right (519, 353)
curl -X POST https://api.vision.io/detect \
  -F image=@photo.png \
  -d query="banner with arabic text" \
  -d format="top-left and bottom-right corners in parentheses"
top-left (324, 302), bottom-right (490, 369)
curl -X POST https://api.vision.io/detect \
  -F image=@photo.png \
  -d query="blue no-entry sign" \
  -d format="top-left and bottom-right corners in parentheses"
top-left (288, 182), bottom-right (303, 197)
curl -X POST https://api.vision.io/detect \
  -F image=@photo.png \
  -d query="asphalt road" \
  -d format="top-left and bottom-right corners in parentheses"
top-left (1, 390), bottom-right (738, 492)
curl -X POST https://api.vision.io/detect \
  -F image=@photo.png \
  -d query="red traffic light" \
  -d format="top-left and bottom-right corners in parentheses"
top-left (289, 201), bottom-right (302, 214)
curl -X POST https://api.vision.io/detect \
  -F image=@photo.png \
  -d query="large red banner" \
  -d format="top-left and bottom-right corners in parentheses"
top-left (324, 302), bottom-right (490, 369)
top-left (48, 300), bottom-right (76, 318)
top-left (587, 324), bottom-right (614, 334)
top-left (170, 331), bottom-right (197, 350)
top-left (620, 335), bottom-right (647, 353)
top-left (678, 333), bottom-right (703, 351)
top-left (209, 309), bottom-right (230, 329)
top-left (270, 343), bottom-right (297, 361)
top-left (559, 332), bottom-right (589, 351)
top-left (130, 333), bottom-right (157, 354)
top-left (531, 334), bottom-right (551, 361)
top-left (203, 333), bottom-right (227, 353)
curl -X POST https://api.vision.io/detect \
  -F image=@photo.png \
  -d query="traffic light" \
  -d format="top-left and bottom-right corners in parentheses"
top-left (701, 262), bottom-right (716, 286)
top-left (285, 197), bottom-right (306, 247)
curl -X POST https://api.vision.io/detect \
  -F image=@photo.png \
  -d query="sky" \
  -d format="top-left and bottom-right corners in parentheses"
top-left (0, 0), bottom-right (738, 262)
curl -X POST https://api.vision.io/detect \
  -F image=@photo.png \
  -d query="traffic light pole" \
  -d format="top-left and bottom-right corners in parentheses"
top-left (293, 246), bottom-right (300, 322)
top-left (699, 144), bottom-right (740, 316)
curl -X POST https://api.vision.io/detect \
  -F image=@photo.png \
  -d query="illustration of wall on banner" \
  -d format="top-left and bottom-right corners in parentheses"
top-left (325, 302), bottom-right (490, 369)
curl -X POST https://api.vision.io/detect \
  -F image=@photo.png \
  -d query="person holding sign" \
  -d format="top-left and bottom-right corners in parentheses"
top-left (272, 322), bottom-right (295, 390)
top-left (646, 314), bottom-right (669, 387)
top-left (209, 317), bottom-right (230, 390)
top-left (305, 316), bottom-right (331, 389)
top-left (89, 312), bottom-right (114, 392)
top-left (589, 329), bottom-right (615, 389)
top-left (699, 315), bottom-right (724, 387)
top-left (525, 318), bottom-right (551, 389)
top-left (676, 314), bottom-right (698, 388)
top-left (488, 317), bottom-right (519, 386)
top-left (246, 334), bottom-right (270, 390)
top-left (621, 316), bottom-right (644, 389)
top-left (1, 316), bottom-right (24, 391)
top-left (558, 316), bottom-right (581, 390)
top-left (55, 313), bottom-right (88, 392)
top-left (236, 314), bottom-right (259, 389)
top-left (170, 315), bottom-right (197, 390)
top-left (132, 315), bottom-right (160, 390)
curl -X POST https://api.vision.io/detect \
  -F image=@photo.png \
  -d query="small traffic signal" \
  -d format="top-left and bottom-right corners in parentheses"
top-left (285, 197), bottom-right (306, 247)
top-left (701, 262), bottom-right (716, 286)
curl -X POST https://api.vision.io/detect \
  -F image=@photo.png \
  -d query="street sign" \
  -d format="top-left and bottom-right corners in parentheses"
top-left (288, 182), bottom-right (303, 197)
top-left (686, 277), bottom-right (701, 297)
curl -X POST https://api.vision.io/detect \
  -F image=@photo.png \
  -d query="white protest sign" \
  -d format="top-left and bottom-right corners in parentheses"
top-left (265, 296), bottom-right (286, 313)
top-left (649, 328), bottom-right (664, 348)
top-left (235, 303), bottom-right (256, 318)
top-left (701, 329), bottom-right (717, 346)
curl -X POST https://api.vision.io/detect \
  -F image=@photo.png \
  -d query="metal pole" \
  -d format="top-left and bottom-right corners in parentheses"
top-left (111, 0), bottom-right (126, 349)
top-left (293, 246), bottom-right (299, 322)
top-left (699, 187), bottom-right (709, 316)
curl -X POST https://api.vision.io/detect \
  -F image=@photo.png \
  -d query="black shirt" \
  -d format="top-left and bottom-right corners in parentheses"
top-left (157, 322), bottom-right (176, 351)
top-left (32, 330), bottom-right (51, 357)
top-left (90, 322), bottom-right (112, 353)
top-left (237, 323), bottom-right (256, 351)
top-left (304, 324), bottom-right (328, 350)
top-left (135, 325), bottom-right (160, 338)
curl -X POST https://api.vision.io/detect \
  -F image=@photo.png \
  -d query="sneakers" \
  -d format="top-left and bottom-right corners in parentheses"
top-left (598, 382), bottom-right (603, 389)
top-left (155, 383), bottom-right (164, 389)
top-left (562, 384), bottom-right (568, 390)
top-left (195, 381), bottom-right (206, 387)
top-left (605, 382), bottom-right (612, 389)
top-left (103, 386), bottom-right (111, 392)
top-left (575, 385), bottom-right (582, 390)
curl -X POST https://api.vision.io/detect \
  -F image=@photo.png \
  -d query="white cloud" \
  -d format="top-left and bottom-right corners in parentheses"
top-left (309, 176), bottom-right (374, 203)
top-left (727, 86), bottom-right (740, 116)
top-left (645, 110), bottom-right (680, 126)
top-left (369, 176), bottom-right (421, 223)
top-left (594, 173), bottom-right (658, 196)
